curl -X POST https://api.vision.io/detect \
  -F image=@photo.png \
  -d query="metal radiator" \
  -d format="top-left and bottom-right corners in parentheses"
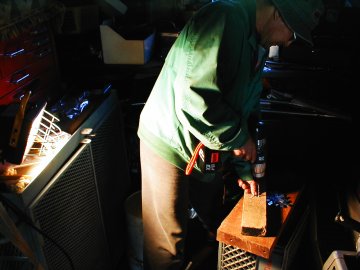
top-left (0, 91), bottom-right (131, 270)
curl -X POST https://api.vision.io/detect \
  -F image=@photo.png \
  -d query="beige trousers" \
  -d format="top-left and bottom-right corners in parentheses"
top-left (140, 141), bottom-right (189, 270)
top-left (140, 141), bottom-right (224, 270)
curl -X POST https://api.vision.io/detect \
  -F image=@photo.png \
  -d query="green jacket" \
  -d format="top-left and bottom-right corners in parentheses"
top-left (138, 0), bottom-right (266, 180)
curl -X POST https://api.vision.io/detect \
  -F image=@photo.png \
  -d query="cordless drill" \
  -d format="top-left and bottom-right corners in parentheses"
top-left (252, 120), bottom-right (266, 193)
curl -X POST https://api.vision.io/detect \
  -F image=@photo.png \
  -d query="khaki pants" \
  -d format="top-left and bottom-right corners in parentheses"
top-left (140, 141), bottom-right (224, 270)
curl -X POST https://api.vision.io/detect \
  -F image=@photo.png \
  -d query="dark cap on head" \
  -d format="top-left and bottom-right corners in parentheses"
top-left (272, 0), bottom-right (324, 45)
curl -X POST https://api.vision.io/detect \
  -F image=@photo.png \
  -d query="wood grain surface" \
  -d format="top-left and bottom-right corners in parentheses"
top-left (217, 191), bottom-right (299, 259)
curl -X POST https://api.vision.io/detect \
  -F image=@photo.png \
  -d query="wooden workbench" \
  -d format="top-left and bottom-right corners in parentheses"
top-left (217, 191), bottom-right (300, 259)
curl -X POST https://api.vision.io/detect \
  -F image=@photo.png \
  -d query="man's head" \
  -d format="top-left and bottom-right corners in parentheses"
top-left (271, 0), bottom-right (324, 46)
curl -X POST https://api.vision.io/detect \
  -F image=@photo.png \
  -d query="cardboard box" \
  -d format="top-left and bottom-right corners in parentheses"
top-left (100, 24), bottom-right (155, 65)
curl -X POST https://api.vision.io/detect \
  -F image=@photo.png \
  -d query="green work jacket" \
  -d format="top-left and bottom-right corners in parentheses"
top-left (138, 0), bottom-right (266, 180)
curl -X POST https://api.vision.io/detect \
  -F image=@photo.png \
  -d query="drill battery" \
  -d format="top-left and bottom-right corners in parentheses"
top-left (198, 146), bottom-right (222, 173)
top-left (185, 142), bottom-right (222, 175)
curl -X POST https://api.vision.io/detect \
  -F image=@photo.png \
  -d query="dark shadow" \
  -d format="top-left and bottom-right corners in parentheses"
top-left (266, 204), bottom-right (282, 236)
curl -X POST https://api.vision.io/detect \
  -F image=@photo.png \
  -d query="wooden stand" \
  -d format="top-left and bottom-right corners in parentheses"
top-left (217, 191), bottom-right (300, 259)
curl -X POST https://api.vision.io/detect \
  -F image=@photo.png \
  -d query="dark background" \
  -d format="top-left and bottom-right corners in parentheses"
top-left (0, 0), bottom-right (357, 269)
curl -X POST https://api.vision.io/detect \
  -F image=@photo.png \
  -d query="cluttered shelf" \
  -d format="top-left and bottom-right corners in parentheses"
top-left (0, 88), bottom-right (114, 193)
top-left (53, 29), bottom-right (164, 103)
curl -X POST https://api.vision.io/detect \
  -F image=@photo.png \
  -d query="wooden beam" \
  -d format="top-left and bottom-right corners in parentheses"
top-left (240, 191), bottom-right (267, 236)
top-left (217, 191), bottom-right (299, 259)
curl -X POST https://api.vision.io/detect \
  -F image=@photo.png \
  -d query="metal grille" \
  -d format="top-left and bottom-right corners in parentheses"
top-left (90, 105), bottom-right (130, 266)
top-left (91, 106), bottom-right (129, 200)
top-left (218, 242), bottom-right (257, 270)
top-left (24, 109), bottom-right (69, 159)
top-left (31, 144), bottom-right (110, 270)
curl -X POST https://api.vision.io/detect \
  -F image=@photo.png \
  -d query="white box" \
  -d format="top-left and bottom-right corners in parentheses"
top-left (100, 24), bottom-right (155, 65)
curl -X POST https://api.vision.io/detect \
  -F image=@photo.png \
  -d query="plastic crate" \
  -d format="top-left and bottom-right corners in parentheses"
top-left (217, 243), bottom-right (257, 270)
top-left (217, 200), bottom-right (311, 270)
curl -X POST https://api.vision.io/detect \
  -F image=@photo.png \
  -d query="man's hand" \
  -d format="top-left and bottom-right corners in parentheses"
top-left (233, 137), bottom-right (256, 163)
top-left (238, 179), bottom-right (258, 196)
top-left (232, 137), bottom-right (258, 196)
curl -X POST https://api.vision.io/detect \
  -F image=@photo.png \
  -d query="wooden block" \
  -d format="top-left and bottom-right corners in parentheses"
top-left (217, 191), bottom-right (299, 259)
top-left (241, 191), bottom-right (267, 236)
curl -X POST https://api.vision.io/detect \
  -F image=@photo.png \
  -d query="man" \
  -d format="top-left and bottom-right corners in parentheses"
top-left (137, 0), bottom-right (324, 269)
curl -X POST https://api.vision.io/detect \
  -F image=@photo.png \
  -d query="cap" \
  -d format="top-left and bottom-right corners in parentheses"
top-left (272, 0), bottom-right (324, 45)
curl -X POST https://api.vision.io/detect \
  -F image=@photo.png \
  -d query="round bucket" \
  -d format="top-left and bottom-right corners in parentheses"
top-left (124, 191), bottom-right (143, 270)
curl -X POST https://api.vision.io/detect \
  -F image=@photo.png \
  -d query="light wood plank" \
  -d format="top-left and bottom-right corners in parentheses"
top-left (217, 191), bottom-right (299, 259)
top-left (241, 191), bottom-right (267, 236)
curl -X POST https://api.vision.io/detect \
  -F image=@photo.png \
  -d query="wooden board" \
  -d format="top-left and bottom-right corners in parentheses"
top-left (217, 191), bottom-right (299, 259)
top-left (241, 191), bottom-right (267, 236)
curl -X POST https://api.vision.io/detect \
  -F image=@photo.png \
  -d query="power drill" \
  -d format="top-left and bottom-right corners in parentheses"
top-left (221, 120), bottom-right (267, 202)
top-left (253, 120), bottom-right (266, 179)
